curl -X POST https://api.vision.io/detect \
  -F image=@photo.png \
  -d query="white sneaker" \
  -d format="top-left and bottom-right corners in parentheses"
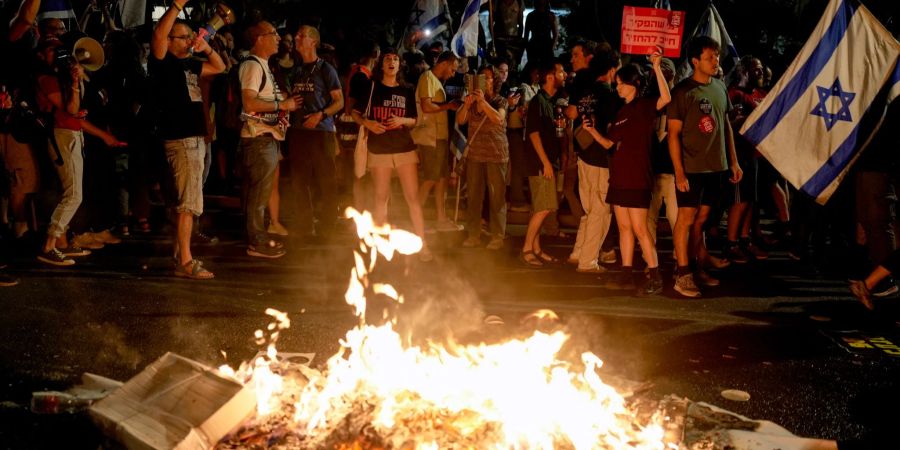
top-left (486, 237), bottom-right (504, 250)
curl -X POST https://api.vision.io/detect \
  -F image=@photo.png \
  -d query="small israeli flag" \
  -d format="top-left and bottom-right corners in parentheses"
top-left (451, 0), bottom-right (486, 57)
top-left (740, 0), bottom-right (900, 204)
top-left (38, 0), bottom-right (76, 20)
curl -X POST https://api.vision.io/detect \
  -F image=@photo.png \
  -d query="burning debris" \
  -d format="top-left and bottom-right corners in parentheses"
top-left (83, 209), bottom-right (835, 450)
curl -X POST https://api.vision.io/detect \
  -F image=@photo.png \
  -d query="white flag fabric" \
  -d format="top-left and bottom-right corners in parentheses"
top-left (675, 3), bottom-right (739, 82)
top-left (740, 0), bottom-right (900, 205)
top-left (407, 0), bottom-right (453, 49)
top-left (38, 0), bottom-right (76, 20)
top-left (116, 0), bottom-right (147, 29)
top-left (451, 0), bottom-right (486, 57)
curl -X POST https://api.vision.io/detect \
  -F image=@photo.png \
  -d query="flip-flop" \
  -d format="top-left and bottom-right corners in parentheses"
top-left (519, 250), bottom-right (543, 267)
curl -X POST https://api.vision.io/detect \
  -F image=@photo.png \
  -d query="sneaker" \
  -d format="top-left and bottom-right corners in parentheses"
top-left (435, 220), bottom-right (463, 232)
top-left (871, 277), bottom-right (898, 298)
top-left (723, 243), bottom-right (749, 264)
top-left (849, 279), bottom-right (874, 310)
top-left (461, 236), bottom-right (481, 248)
top-left (637, 274), bottom-right (664, 296)
top-left (0, 271), bottom-right (18, 287)
top-left (247, 241), bottom-right (286, 259)
top-left (38, 248), bottom-right (75, 266)
top-left (696, 268), bottom-right (720, 287)
top-left (57, 245), bottom-right (91, 257)
top-left (267, 223), bottom-right (289, 236)
top-left (674, 273), bottom-right (701, 298)
top-left (73, 233), bottom-right (105, 249)
top-left (605, 271), bottom-right (636, 290)
top-left (599, 249), bottom-right (618, 264)
top-left (419, 246), bottom-right (434, 262)
top-left (91, 229), bottom-right (122, 244)
top-left (486, 237), bottom-right (504, 250)
top-left (744, 242), bottom-right (769, 260)
top-left (576, 264), bottom-right (607, 274)
top-left (194, 231), bottom-right (220, 245)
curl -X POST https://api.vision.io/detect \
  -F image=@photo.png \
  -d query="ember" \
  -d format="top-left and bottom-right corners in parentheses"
top-left (217, 209), bottom-right (667, 449)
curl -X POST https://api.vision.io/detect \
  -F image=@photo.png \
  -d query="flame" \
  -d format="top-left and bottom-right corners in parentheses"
top-left (221, 208), bottom-right (665, 448)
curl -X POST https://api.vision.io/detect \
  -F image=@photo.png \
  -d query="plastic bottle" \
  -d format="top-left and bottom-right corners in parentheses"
top-left (30, 391), bottom-right (94, 414)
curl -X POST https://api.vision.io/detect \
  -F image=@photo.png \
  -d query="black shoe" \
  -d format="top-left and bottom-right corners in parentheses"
top-left (193, 232), bottom-right (220, 245)
top-left (871, 277), bottom-right (898, 298)
top-left (247, 240), bottom-right (286, 259)
top-left (637, 274), bottom-right (663, 296)
top-left (37, 248), bottom-right (75, 266)
top-left (0, 271), bottom-right (18, 287)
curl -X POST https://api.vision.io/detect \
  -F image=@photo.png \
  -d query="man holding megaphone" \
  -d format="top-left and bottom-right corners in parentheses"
top-left (35, 38), bottom-right (127, 267)
top-left (150, 0), bottom-right (226, 280)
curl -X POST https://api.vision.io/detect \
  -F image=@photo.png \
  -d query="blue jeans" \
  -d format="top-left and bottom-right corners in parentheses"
top-left (241, 136), bottom-right (280, 246)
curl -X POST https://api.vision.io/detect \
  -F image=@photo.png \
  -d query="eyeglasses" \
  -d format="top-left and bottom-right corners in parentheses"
top-left (261, 31), bottom-right (278, 37)
top-left (168, 34), bottom-right (193, 41)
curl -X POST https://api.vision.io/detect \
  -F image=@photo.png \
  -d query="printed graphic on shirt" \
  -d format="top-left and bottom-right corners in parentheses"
top-left (372, 94), bottom-right (408, 129)
top-left (699, 97), bottom-right (712, 115)
top-left (698, 115), bottom-right (716, 134)
top-left (186, 70), bottom-right (201, 102)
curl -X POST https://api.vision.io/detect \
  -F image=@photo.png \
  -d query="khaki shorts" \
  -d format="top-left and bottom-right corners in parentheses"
top-left (528, 175), bottom-right (559, 212)
top-left (368, 150), bottom-right (418, 169)
top-left (0, 133), bottom-right (39, 195)
top-left (164, 136), bottom-right (205, 216)
top-left (418, 139), bottom-right (450, 181)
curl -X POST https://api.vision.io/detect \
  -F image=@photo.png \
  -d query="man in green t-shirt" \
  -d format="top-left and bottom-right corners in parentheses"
top-left (667, 36), bottom-right (742, 298)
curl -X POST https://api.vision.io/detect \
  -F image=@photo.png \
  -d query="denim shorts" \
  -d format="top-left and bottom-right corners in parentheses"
top-left (164, 136), bottom-right (205, 216)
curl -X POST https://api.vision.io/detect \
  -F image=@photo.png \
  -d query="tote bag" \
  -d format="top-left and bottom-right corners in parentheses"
top-left (354, 83), bottom-right (375, 178)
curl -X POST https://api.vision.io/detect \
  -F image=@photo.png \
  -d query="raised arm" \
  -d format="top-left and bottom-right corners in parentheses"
top-left (151, 1), bottom-right (183, 60)
top-left (9, 0), bottom-right (40, 42)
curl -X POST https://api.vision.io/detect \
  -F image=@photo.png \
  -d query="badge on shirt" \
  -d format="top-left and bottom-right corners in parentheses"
top-left (698, 115), bottom-right (716, 134)
top-left (698, 97), bottom-right (713, 115)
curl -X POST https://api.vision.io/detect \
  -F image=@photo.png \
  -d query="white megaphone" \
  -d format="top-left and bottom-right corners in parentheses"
top-left (72, 36), bottom-right (105, 72)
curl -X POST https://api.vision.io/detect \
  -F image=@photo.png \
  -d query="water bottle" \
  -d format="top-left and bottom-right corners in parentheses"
top-left (31, 391), bottom-right (94, 414)
top-left (554, 105), bottom-right (566, 137)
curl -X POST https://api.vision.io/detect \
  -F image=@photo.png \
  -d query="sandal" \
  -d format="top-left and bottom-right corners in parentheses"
top-left (175, 259), bottom-right (215, 280)
top-left (519, 250), bottom-right (544, 267)
top-left (535, 251), bottom-right (559, 264)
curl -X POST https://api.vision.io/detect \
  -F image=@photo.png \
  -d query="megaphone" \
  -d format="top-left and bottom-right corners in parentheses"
top-left (72, 37), bottom-right (105, 72)
top-left (197, 3), bottom-right (236, 42)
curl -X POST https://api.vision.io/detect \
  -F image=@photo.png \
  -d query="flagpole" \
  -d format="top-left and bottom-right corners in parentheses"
top-left (487, 0), bottom-right (496, 58)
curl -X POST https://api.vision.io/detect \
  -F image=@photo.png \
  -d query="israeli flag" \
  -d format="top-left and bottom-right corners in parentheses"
top-left (451, 0), bottom-right (487, 57)
top-left (407, 0), bottom-right (453, 48)
top-left (740, 0), bottom-right (900, 204)
top-left (675, 3), bottom-right (739, 82)
top-left (38, 0), bottom-right (76, 20)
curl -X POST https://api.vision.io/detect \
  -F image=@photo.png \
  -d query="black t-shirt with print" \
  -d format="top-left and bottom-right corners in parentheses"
top-left (607, 97), bottom-right (658, 190)
top-left (149, 53), bottom-right (206, 140)
top-left (356, 81), bottom-right (417, 154)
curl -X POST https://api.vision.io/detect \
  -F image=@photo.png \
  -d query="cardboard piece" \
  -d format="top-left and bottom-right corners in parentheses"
top-left (89, 352), bottom-right (255, 450)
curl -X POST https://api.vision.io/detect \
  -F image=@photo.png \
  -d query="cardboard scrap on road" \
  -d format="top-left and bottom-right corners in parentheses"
top-left (89, 352), bottom-right (255, 450)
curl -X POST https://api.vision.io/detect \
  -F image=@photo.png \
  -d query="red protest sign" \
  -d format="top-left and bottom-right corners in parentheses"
top-left (621, 6), bottom-right (685, 58)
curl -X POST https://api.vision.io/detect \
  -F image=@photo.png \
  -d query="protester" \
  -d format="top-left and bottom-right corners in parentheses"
top-left (149, 0), bottom-right (226, 279)
top-left (582, 50), bottom-right (671, 295)
top-left (667, 36), bottom-right (742, 297)
top-left (351, 48), bottom-right (431, 261)
top-left (457, 65), bottom-right (512, 250)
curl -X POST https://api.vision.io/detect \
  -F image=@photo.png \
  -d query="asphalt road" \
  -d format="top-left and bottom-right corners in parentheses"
top-left (0, 207), bottom-right (898, 449)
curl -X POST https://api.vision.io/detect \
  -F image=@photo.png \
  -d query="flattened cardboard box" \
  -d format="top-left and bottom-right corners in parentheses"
top-left (89, 352), bottom-right (255, 450)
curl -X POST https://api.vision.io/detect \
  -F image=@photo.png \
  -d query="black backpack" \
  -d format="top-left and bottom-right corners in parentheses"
top-left (222, 57), bottom-right (267, 132)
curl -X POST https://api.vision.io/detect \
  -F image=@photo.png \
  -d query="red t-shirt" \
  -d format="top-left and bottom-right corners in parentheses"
top-left (37, 74), bottom-right (82, 131)
top-left (607, 97), bottom-right (658, 190)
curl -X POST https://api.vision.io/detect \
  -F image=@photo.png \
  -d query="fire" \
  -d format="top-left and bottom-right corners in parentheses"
top-left (220, 209), bottom-right (666, 449)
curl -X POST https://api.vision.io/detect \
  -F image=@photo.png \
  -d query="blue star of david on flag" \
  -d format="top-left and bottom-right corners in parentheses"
top-left (810, 78), bottom-right (856, 131)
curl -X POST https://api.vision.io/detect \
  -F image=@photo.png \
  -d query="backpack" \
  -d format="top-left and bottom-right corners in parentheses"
top-left (222, 57), bottom-right (267, 132)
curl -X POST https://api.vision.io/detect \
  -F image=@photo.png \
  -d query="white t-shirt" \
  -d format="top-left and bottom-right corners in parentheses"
top-left (239, 55), bottom-right (284, 140)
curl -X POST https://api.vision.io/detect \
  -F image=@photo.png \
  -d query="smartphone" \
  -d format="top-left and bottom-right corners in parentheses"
top-left (464, 73), bottom-right (487, 94)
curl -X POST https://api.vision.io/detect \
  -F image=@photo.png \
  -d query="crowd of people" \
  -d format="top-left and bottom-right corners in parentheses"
top-left (0, 0), bottom-right (896, 309)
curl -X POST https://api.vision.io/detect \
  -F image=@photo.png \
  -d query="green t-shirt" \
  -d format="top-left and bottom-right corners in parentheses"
top-left (667, 77), bottom-right (731, 173)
